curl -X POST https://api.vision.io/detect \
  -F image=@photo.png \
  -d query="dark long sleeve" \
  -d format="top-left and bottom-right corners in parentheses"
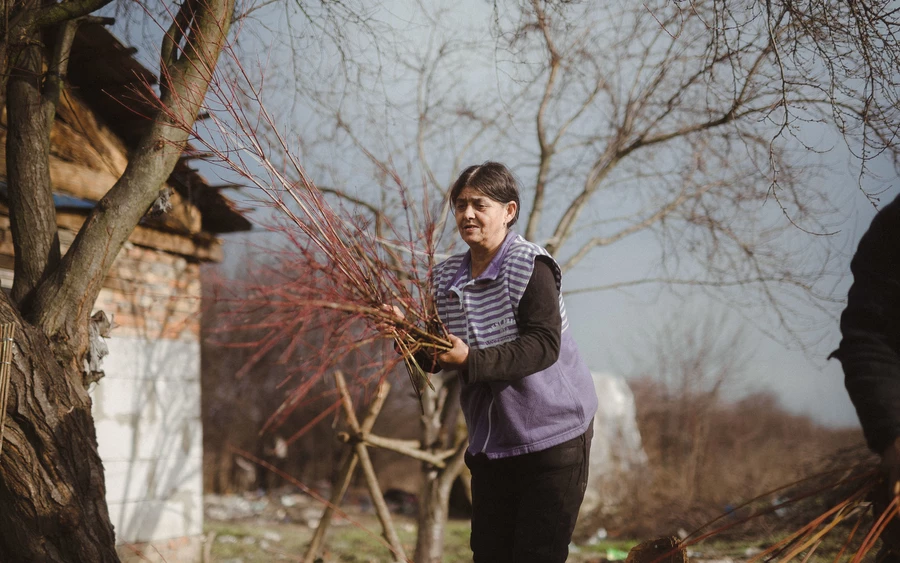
top-left (833, 194), bottom-right (900, 453)
top-left (411, 345), bottom-right (441, 374)
top-left (465, 257), bottom-right (562, 384)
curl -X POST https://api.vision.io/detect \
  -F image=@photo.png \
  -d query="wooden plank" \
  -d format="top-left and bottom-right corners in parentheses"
top-left (0, 213), bottom-right (222, 262)
top-left (56, 213), bottom-right (222, 262)
top-left (0, 236), bottom-right (202, 299)
top-left (0, 132), bottom-right (119, 202)
top-left (0, 142), bottom-right (203, 234)
top-left (47, 156), bottom-right (119, 201)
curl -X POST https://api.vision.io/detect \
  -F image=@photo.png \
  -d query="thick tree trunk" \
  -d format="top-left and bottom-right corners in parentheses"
top-left (413, 378), bottom-right (468, 562)
top-left (6, 23), bottom-right (60, 309)
top-left (414, 467), bottom-right (455, 563)
top-left (0, 300), bottom-right (117, 562)
top-left (31, 0), bottom-right (235, 366)
top-left (0, 1), bottom-right (233, 561)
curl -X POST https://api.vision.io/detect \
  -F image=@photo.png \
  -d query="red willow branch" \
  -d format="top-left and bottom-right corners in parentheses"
top-left (150, 37), bottom-right (452, 410)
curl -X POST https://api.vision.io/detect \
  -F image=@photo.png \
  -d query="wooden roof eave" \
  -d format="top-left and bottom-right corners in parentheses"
top-left (0, 209), bottom-right (224, 263)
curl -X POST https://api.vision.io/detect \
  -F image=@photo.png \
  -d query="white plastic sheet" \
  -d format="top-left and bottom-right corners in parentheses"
top-left (581, 372), bottom-right (647, 517)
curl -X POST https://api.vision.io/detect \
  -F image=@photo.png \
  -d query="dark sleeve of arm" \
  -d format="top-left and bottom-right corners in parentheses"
top-left (833, 197), bottom-right (900, 454)
top-left (412, 348), bottom-right (441, 374)
top-left (465, 257), bottom-right (562, 384)
top-left (393, 341), bottom-right (441, 373)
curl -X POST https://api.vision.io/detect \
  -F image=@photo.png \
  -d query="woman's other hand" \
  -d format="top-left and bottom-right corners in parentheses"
top-left (382, 304), bottom-right (404, 320)
top-left (438, 334), bottom-right (469, 370)
top-left (377, 304), bottom-right (405, 334)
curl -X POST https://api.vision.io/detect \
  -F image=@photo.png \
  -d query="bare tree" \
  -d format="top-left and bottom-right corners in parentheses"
top-left (701, 0), bottom-right (900, 202)
top-left (264, 3), bottom-right (860, 554)
top-left (187, 0), bottom-right (896, 560)
top-left (0, 0), bottom-right (233, 560)
top-left (300, 0), bottom-right (860, 340)
top-left (631, 311), bottom-right (752, 504)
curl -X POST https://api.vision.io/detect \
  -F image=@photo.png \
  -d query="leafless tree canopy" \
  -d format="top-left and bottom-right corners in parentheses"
top-left (226, 0), bottom-right (891, 345)
top-left (184, 2), bottom-right (900, 559)
top-left (704, 0), bottom-right (900, 191)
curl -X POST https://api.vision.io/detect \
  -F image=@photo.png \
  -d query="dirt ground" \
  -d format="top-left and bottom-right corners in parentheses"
top-left (203, 492), bottom-right (637, 562)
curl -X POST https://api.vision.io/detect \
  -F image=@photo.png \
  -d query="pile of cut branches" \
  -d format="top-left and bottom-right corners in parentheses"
top-left (632, 447), bottom-right (898, 563)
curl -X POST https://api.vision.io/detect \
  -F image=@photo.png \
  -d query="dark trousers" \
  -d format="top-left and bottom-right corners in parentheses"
top-left (465, 424), bottom-right (593, 563)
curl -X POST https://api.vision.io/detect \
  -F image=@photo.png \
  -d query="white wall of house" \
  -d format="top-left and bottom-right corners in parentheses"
top-left (92, 335), bottom-right (203, 546)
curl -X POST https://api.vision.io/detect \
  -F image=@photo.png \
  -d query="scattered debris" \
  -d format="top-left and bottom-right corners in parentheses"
top-left (262, 530), bottom-right (283, 542)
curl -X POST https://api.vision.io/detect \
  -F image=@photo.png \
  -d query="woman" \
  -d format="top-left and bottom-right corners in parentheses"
top-left (422, 162), bottom-right (598, 562)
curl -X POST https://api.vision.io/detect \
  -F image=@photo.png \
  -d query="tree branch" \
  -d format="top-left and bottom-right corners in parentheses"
top-left (33, 0), bottom-right (113, 28)
top-left (525, 0), bottom-right (560, 242)
top-left (30, 0), bottom-right (236, 370)
top-left (559, 184), bottom-right (698, 272)
top-left (41, 19), bottom-right (78, 137)
top-left (565, 275), bottom-right (824, 296)
top-left (6, 14), bottom-right (59, 308)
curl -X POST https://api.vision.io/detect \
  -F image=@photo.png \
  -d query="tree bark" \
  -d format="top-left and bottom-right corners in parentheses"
top-left (6, 13), bottom-right (60, 309)
top-left (29, 0), bottom-right (235, 367)
top-left (414, 465), bottom-right (455, 563)
top-left (0, 0), bottom-right (235, 560)
top-left (414, 378), bottom-right (468, 563)
top-left (0, 298), bottom-right (117, 562)
top-left (414, 440), bottom-right (468, 563)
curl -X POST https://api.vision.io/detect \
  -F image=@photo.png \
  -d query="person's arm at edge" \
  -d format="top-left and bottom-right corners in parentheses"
top-left (832, 195), bottom-right (900, 500)
top-left (835, 199), bottom-right (900, 455)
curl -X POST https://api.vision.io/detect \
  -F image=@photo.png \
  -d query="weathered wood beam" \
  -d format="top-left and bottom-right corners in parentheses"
top-left (0, 214), bottom-right (222, 262)
top-left (57, 213), bottom-right (221, 262)
top-left (0, 145), bottom-right (203, 234)
top-left (333, 371), bottom-right (405, 563)
top-left (336, 432), bottom-right (450, 468)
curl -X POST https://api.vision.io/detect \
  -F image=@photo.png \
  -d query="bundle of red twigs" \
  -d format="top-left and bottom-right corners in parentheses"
top-left (156, 48), bottom-right (452, 410)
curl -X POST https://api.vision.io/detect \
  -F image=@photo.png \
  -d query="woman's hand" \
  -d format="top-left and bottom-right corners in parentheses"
top-left (378, 303), bottom-right (406, 330)
top-left (381, 304), bottom-right (404, 320)
top-left (378, 304), bottom-right (405, 333)
top-left (438, 334), bottom-right (469, 371)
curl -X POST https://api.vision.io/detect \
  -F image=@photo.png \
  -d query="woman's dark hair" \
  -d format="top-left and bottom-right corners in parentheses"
top-left (449, 161), bottom-right (521, 227)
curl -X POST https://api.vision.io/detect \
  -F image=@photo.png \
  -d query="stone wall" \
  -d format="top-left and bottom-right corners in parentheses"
top-left (92, 336), bottom-right (203, 545)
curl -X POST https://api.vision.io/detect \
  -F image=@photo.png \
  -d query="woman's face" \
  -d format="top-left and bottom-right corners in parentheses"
top-left (453, 186), bottom-right (517, 252)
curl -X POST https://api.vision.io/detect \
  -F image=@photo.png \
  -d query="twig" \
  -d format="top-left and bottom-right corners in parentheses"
top-left (337, 432), bottom-right (450, 468)
top-left (0, 323), bottom-right (16, 458)
top-left (229, 444), bottom-right (408, 562)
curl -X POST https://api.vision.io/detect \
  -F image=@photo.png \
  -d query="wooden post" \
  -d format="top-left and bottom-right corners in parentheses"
top-left (302, 372), bottom-right (398, 563)
top-left (302, 370), bottom-right (462, 562)
top-left (333, 371), bottom-right (407, 563)
top-left (0, 323), bottom-right (15, 457)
